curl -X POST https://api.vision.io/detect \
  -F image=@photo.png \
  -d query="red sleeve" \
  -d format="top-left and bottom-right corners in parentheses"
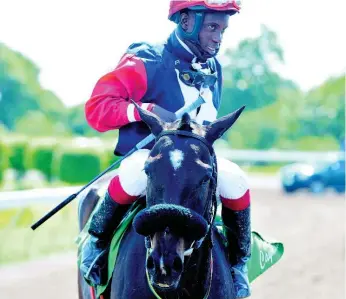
top-left (85, 54), bottom-right (154, 132)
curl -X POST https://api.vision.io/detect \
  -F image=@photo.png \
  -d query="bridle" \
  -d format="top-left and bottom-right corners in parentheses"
top-left (145, 129), bottom-right (218, 298)
top-left (146, 129), bottom-right (219, 298)
top-left (155, 129), bottom-right (218, 239)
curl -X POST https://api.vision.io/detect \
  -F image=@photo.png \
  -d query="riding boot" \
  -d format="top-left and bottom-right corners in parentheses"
top-left (222, 206), bottom-right (251, 298)
top-left (80, 191), bottom-right (130, 286)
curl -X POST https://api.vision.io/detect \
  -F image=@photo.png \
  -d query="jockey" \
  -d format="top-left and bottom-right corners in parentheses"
top-left (81, 1), bottom-right (251, 297)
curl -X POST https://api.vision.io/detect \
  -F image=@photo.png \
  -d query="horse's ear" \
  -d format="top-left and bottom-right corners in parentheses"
top-left (132, 101), bottom-right (163, 136)
top-left (205, 106), bottom-right (245, 144)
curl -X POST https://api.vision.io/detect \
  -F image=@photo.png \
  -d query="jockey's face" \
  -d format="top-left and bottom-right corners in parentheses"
top-left (181, 11), bottom-right (230, 56)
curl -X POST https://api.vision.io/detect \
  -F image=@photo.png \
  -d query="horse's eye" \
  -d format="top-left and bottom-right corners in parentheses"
top-left (200, 174), bottom-right (211, 185)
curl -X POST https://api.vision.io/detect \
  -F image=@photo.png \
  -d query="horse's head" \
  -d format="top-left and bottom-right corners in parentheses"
top-left (133, 104), bottom-right (244, 292)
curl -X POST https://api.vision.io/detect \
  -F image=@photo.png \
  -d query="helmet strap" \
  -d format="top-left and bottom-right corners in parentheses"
top-left (177, 11), bottom-right (204, 44)
top-left (183, 39), bottom-right (217, 62)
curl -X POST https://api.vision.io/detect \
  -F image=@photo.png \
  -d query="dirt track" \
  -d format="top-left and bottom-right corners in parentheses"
top-left (0, 189), bottom-right (344, 299)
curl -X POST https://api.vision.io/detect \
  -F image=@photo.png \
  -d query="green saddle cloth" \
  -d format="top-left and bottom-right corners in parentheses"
top-left (77, 201), bottom-right (284, 298)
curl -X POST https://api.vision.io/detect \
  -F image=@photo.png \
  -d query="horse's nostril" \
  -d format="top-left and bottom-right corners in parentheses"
top-left (147, 256), bottom-right (154, 270)
top-left (172, 257), bottom-right (183, 272)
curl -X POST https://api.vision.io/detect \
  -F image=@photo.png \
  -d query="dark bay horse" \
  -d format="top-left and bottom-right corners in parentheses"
top-left (78, 105), bottom-right (245, 299)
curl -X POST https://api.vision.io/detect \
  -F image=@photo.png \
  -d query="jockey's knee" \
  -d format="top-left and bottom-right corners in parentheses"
top-left (108, 149), bottom-right (150, 204)
top-left (216, 158), bottom-right (250, 211)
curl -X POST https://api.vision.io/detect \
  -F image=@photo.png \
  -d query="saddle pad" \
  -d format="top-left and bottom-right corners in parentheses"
top-left (214, 213), bottom-right (285, 283)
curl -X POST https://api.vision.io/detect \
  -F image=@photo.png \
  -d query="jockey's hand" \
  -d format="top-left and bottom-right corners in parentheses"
top-left (231, 263), bottom-right (251, 298)
top-left (151, 105), bottom-right (177, 122)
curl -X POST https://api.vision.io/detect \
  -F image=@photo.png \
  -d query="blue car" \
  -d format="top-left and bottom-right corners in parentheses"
top-left (280, 159), bottom-right (345, 194)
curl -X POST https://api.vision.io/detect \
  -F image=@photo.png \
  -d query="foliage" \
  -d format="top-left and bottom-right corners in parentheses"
top-left (67, 104), bottom-right (98, 136)
top-left (291, 136), bottom-right (340, 151)
top-left (218, 25), bottom-right (344, 151)
top-left (53, 139), bottom-right (108, 184)
top-left (0, 27), bottom-right (344, 157)
top-left (0, 140), bottom-right (9, 185)
top-left (26, 138), bottom-right (58, 180)
top-left (15, 111), bottom-right (70, 137)
top-left (219, 25), bottom-right (297, 117)
top-left (297, 75), bottom-right (345, 141)
top-left (0, 43), bottom-right (66, 131)
top-left (5, 136), bottom-right (29, 173)
top-left (66, 104), bottom-right (121, 141)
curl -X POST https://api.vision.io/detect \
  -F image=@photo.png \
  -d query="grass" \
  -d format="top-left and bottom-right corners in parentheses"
top-left (0, 163), bottom-right (281, 265)
top-left (0, 202), bottom-right (79, 265)
top-left (243, 164), bottom-right (284, 174)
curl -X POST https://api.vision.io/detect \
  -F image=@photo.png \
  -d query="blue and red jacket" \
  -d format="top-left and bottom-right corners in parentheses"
top-left (85, 31), bottom-right (223, 156)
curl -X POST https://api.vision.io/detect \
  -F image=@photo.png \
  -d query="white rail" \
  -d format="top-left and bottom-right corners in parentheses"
top-left (0, 175), bottom-right (281, 211)
top-left (0, 150), bottom-right (344, 210)
top-left (215, 149), bottom-right (344, 162)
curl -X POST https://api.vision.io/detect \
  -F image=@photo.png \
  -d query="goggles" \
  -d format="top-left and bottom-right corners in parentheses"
top-left (203, 0), bottom-right (241, 9)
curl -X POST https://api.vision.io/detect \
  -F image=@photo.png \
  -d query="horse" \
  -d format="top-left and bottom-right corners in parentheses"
top-left (78, 105), bottom-right (245, 299)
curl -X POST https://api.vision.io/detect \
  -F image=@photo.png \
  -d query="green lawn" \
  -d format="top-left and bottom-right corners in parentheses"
top-left (0, 203), bottom-right (79, 265)
top-left (244, 164), bottom-right (283, 174)
top-left (0, 164), bottom-right (281, 265)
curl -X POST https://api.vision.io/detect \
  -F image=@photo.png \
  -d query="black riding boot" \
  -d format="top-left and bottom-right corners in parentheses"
top-left (222, 206), bottom-right (251, 298)
top-left (80, 191), bottom-right (130, 286)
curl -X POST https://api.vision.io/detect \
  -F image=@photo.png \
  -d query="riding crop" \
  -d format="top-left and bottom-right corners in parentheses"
top-left (31, 93), bottom-right (208, 230)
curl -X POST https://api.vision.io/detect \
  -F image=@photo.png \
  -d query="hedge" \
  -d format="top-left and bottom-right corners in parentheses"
top-left (0, 140), bottom-right (10, 185)
top-left (54, 139), bottom-right (109, 184)
top-left (0, 136), bottom-right (120, 186)
top-left (6, 136), bottom-right (29, 173)
top-left (26, 138), bottom-right (57, 181)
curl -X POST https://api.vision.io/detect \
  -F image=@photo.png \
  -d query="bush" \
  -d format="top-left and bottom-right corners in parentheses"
top-left (26, 138), bottom-right (57, 180)
top-left (0, 140), bottom-right (10, 185)
top-left (5, 136), bottom-right (29, 173)
top-left (103, 140), bottom-right (121, 168)
top-left (54, 138), bottom-right (108, 184)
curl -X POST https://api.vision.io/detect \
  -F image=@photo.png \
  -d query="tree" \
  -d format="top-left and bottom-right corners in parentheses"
top-left (15, 111), bottom-right (70, 136)
top-left (0, 43), bottom-right (66, 130)
top-left (298, 75), bottom-right (345, 142)
top-left (218, 25), bottom-right (293, 117)
top-left (67, 104), bottom-right (97, 136)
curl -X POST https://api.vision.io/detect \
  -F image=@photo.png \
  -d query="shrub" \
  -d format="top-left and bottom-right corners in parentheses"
top-left (0, 140), bottom-right (10, 185)
top-left (26, 138), bottom-right (57, 180)
top-left (54, 138), bottom-right (108, 184)
top-left (5, 136), bottom-right (29, 173)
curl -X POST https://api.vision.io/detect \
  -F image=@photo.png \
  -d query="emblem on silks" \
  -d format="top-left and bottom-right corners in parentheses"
top-left (179, 70), bottom-right (217, 88)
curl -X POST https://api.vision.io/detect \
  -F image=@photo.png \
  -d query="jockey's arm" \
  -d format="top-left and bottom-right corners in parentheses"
top-left (85, 54), bottom-right (154, 132)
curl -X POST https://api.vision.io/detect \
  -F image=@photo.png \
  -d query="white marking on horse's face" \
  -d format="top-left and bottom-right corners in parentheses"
top-left (169, 150), bottom-right (184, 170)
top-left (160, 256), bottom-right (167, 276)
top-left (196, 159), bottom-right (212, 169)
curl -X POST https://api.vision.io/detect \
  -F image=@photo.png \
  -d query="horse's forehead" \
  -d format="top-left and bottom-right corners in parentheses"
top-left (148, 137), bottom-right (211, 173)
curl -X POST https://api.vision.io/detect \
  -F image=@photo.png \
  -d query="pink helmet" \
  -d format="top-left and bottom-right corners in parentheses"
top-left (169, 0), bottom-right (241, 23)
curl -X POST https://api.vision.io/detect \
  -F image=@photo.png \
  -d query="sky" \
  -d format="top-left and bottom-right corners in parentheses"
top-left (1, 0), bottom-right (345, 107)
